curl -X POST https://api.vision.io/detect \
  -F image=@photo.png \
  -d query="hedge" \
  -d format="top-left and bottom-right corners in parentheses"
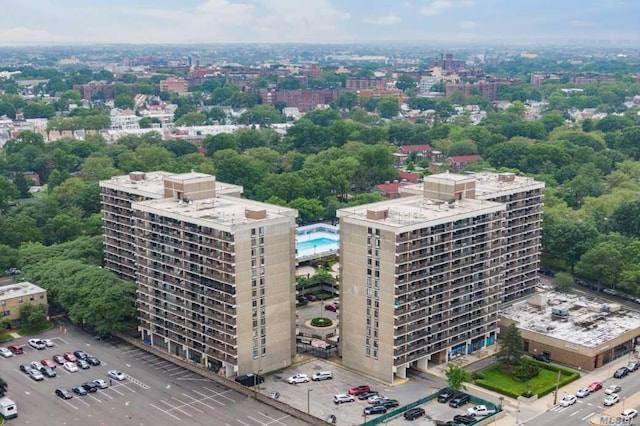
top-left (475, 379), bottom-right (520, 398)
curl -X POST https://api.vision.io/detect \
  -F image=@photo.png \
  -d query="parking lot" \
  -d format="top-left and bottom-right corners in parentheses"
top-left (1, 324), bottom-right (308, 426)
top-left (260, 359), bottom-right (446, 426)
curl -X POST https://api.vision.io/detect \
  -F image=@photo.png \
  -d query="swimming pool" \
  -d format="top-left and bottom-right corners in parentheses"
top-left (296, 224), bottom-right (339, 260)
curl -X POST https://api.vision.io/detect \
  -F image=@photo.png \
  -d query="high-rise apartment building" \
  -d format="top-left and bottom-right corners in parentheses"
top-left (337, 185), bottom-right (506, 384)
top-left (402, 172), bottom-right (545, 303)
top-left (100, 172), bottom-right (297, 376)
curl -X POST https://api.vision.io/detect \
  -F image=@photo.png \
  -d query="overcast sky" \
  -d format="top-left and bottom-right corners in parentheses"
top-left (0, 0), bottom-right (638, 45)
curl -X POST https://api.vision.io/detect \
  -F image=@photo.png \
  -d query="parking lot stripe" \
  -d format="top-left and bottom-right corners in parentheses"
top-left (202, 387), bottom-right (236, 403)
top-left (160, 399), bottom-right (193, 417)
top-left (107, 386), bottom-right (126, 396)
top-left (181, 393), bottom-right (218, 411)
top-left (236, 420), bottom-right (252, 426)
top-left (150, 403), bottom-right (182, 421)
top-left (171, 396), bottom-right (204, 413)
top-left (120, 383), bottom-right (137, 393)
top-left (100, 391), bottom-right (114, 400)
top-left (60, 399), bottom-right (78, 410)
top-left (191, 389), bottom-right (225, 406)
top-left (75, 397), bottom-right (91, 407)
top-left (247, 416), bottom-right (266, 425)
top-left (88, 394), bottom-right (102, 403)
top-left (53, 337), bottom-right (69, 345)
top-left (256, 413), bottom-right (291, 425)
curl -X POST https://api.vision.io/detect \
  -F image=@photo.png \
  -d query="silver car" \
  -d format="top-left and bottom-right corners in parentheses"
top-left (0, 347), bottom-right (13, 358)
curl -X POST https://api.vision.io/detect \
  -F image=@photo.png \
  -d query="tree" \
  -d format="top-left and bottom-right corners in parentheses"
top-left (174, 112), bottom-right (207, 127)
top-left (336, 92), bottom-right (358, 110)
top-left (377, 97), bottom-right (400, 119)
top-left (513, 358), bottom-right (540, 383)
top-left (288, 197), bottom-right (325, 224)
top-left (497, 323), bottom-right (524, 366)
top-left (19, 303), bottom-right (48, 328)
top-left (543, 219), bottom-right (599, 273)
top-left (444, 363), bottom-right (471, 392)
top-left (0, 176), bottom-right (18, 212)
top-left (552, 272), bottom-right (575, 292)
top-left (0, 376), bottom-right (7, 397)
top-left (114, 94), bottom-right (135, 109)
top-left (611, 201), bottom-right (640, 238)
top-left (395, 75), bottom-right (416, 92)
top-left (204, 133), bottom-right (238, 155)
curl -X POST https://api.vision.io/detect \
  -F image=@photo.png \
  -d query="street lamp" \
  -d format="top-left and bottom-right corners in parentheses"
top-left (307, 389), bottom-right (313, 414)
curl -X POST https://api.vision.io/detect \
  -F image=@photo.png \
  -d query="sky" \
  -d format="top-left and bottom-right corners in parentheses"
top-left (0, 0), bottom-right (639, 45)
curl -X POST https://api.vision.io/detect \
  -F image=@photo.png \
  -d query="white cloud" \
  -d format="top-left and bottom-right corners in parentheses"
top-left (420, 0), bottom-right (453, 16)
top-left (364, 15), bottom-right (402, 25)
top-left (0, 27), bottom-right (67, 44)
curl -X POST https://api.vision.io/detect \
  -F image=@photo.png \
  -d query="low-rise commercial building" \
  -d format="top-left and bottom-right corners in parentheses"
top-left (0, 282), bottom-right (48, 326)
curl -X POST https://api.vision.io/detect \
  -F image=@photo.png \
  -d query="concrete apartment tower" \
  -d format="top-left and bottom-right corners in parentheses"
top-left (100, 172), bottom-right (297, 377)
top-left (403, 172), bottom-right (545, 303)
top-left (337, 176), bottom-right (506, 384)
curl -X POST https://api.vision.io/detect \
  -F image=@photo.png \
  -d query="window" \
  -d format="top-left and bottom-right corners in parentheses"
top-left (18, 297), bottom-right (23, 303)
top-left (2, 311), bottom-right (9, 317)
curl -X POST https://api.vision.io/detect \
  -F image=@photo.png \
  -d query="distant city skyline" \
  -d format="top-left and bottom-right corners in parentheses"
top-left (1, 0), bottom-right (639, 46)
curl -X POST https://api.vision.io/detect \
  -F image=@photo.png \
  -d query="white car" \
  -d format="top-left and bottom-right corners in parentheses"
top-left (43, 339), bottom-right (55, 347)
top-left (367, 395), bottom-right (385, 404)
top-left (287, 374), bottom-right (309, 384)
top-left (575, 388), bottom-right (590, 398)
top-left (621, 409), bottom-right (638, 420)
top-left (333, 394), bottom-right (355, 404)
top-left (93, 379), bottom-right (108, 389)
top-left (559, 395), bottom-right (577, 407)
top-left (603, 394), bottom-right (620, 406)
top-left (605, 384), bottom-right (622, 395)
top-left (63, 362), bottom-right (79, 373)
top-left (0, 347), bottom-right (13, 358)
top-left (467, 405), bottom-right (497, 416)
top-left (28, 339), bottom-right (46, 350)
top-left (108, 370), bottom-right (126, 381)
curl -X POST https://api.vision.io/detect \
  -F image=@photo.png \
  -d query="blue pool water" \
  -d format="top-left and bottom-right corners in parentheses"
top-left (297, 237), bottom-right (337, 251)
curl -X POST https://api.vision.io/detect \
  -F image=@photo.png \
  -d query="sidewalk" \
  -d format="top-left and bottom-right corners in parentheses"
top-left (429, 354), bottom-right (638, 425)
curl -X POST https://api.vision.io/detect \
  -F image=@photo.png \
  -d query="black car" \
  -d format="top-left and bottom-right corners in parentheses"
top-left (363, 405), bottom-right (387, 415)
top-left (375, 399), bottom-right (399, 408)
top-left (404, 407), bottom-right (425, 421)
top-left (73, 350), bottom-right (89, 360)
top-left (82, 382), bottom-right (99, 393)
top-left (72, 386), bottom-right (87, 396)
top-left (40, 366), bottom-right (57, 378)
top-left (438, 388), bottom-right (456, 403)
top-left (614, 367), bottom-right (630, 378)
top-left (453, 414), bottom-right (478, 425)
top-left (533, 353), bottom-right (551, 363)
top-left (358, 391), bottom-right (379, 400)
top-left (86, 356), bottom-right (101, 366)
top-left (94, 332), bottom-right (113, 341)
top-left (55, 388), bottom-right (73, 400)
top-left (449, 393), bottom-right (470, 408)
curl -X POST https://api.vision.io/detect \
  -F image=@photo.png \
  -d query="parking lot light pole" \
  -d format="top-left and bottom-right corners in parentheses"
top-left (307, 389), bottom-right (313, 414)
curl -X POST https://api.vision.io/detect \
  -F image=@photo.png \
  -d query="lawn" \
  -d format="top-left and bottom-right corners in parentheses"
top-left (475, 362), bottom-right (580, 398)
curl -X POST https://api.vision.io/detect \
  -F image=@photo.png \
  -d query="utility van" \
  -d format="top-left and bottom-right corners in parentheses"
top-left (0, 397), bottom-right (17, 419)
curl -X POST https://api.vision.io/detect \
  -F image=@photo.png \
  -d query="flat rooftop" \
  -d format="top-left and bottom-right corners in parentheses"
top-left (135, 195), bottom-right (297, 229)
top-left (100, 171), bottom-right (243, 198)
top-left (337, 195), bottom-right (504, 231)
top-left (501, 291), bottom-right (640, 348)
top-left (0, 282), bottom-right (46, 300)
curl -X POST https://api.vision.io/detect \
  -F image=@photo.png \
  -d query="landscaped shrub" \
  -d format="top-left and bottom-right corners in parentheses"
top-left (471, 371), bottom-right (485, 381)
top-left (311, 317), bottom-right (333, 327)
top-left (513, 359), bottom-right (540, 381)
top-left (475, 379), bottom-right (520, 398)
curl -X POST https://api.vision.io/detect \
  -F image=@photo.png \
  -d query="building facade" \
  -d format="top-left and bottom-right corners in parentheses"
top-left (100, 172), bottom-right (296, 377)
top-left (0, 282), bottom-right (48, 325)
top-left (337, 190), bottom-right (506, 383)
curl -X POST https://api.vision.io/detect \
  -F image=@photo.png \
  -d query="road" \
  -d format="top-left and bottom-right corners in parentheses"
top-left (524, 368), bottom-right (640, 426)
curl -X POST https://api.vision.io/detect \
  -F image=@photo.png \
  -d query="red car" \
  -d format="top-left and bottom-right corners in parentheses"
top-left (348, 385), bottom-right (371, 396)
top-left (41, 359), bottom-right (57, 369)
top-left (7, 344), bottom-right (24, 354)
top-left (587, 382), bottom-right (603, 392)
top-left (324, 304), bottom-right (338, 312)
top-left (63, 352), bottom-right (77, 362)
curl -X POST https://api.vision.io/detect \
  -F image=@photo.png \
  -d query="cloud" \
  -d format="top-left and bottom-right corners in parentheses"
top-left (459, 20), bottom-right (478, 29)
top-left (420, 0), bottom-right (453, 16)
top-left (0, 27), bottom-right (67, 44)
top-left (364, 15), bottom-right (402, 25)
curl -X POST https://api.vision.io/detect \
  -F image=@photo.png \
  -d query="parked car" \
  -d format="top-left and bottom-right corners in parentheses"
top-left (72, 386), bottom-right (87, 396)
top-left (449, 393), bottom-right (471, 408)
top-left (82, 382), bottom-right (98, 393)
top-left (438, 388), bottom-right (456, 403)
top-left (108, 370), bottom-right (126, 381)
top-left (533, 353), bottom-right (551, 363)
top-left (55, 388), bottom-right (73, 399)
top-left (53, 354), bottom-right (65, 365)
top-left (559, 395), bottom-right (577, 407)
top-left (453, 414), bottom-right (477, 425)
top-left (587, 382), bottom-right (603, 392)
top-left (73, 350), bottom-right (89, 360)
top-left (43, 339), bottom-right (55, 347)
top-left (324, 304), bottom-right (338, 312)
top-left (576, 388), bottom-right (591, 398)
top-left (39, 366), bottom-right (56, 378)
top-left (86, 356), bottom-right (101, 366)
top-left (358, 391), bottom-right (379, 401)
top-left (375, 399), bottom-right (399, 408)
top-left (76, 359), bottom-right (90, 370)
top-left (603, 288), bottom-right (618, 296)
top-left (333, 394), bottom-right (355, 404)
top-left (348, 385), bottom-right (371, 396)
top-left (63, 352), bottom-right (77, 362)
top-left (614, 367), bottom-right (630, 378)
top-left (28, 339), bottom-right (46, 350)
top-left (363, 405), bottom-right (387, 415)
top-left (94, 332), bottom-right (113, 341)
top-left (7, 345), bottom-right (23, 355)
top-left (19, 364), bottom-right (31, 373)
top-left (28, 369), bottom-right (44, 381)
top-left (93, 379), bottom-right (108, 389)
top-left (30, 361), bottom-right (42, 370)
top-left (306, 294), bottom-right (317, 302)
top-left (404, 407), bottom-right (425, 421)
top-left (41, 359), bottom-right (56, 369)
top-left (0, 347), bottom-right (13, 358)
top-left (63, 362), bottom-right (79, 373)
top-left (287, 374), bottom-right (309, 384)
top-left (311, 371), bottom-right (332, 381)
top-left (605, 384), bottom-right (622, 395)
top-left (621, 409), bottom-right (638, 421)
top-left (603, 394), bottom-right (620, 406)
top-left (367, 395), bottom-right (385, 404)
top-left (467, 405), bottom-right (497, 417)
top-left (627, 361), bottom-right (640, 371)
